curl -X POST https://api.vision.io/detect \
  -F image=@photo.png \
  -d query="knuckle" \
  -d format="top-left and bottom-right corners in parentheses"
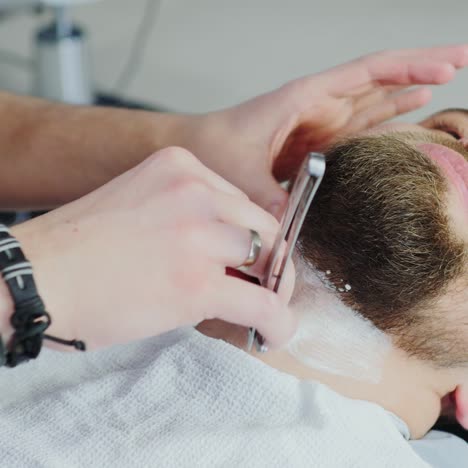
top-left (147, 146), bottom-right (198, 170)
top-left (166, 146), bottom-right (198, 165)
top-left (167, 177), bottom-right (212, 203)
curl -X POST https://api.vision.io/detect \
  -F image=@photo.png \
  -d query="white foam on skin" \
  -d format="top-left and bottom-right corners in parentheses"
top-left (287, 258), bottom-right (391, 384)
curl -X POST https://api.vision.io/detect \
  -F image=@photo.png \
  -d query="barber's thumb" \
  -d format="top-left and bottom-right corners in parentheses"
top-left (256, 175), bottom-right (288, 221)
top-left (253, 290), bottom-right (298, 349)
top-left (215, 276), bottom-right (297, 348)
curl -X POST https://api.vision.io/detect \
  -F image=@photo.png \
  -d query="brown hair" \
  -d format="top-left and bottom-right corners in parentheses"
top-left (298, 135), bottom-right (467, 366)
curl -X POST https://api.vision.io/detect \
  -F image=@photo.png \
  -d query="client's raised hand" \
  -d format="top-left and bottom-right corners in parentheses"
top-left (10, 148), bottom-right (296, 350)
top-left (178, 45), bottom-right (468, 216)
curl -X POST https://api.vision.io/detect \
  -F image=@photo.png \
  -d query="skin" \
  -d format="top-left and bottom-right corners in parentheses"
top-left (6, 150), bottom-right (297, 350)
top-left (198, 108), bottom-right (468, 440)
top-left (0, 46), bottom-right (466, 213)
top-left (1, 46), bottom-right (466, 352)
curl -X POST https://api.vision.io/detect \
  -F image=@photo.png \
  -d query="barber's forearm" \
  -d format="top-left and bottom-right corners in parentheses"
top-left (0, 92), bottom-right (191, 209)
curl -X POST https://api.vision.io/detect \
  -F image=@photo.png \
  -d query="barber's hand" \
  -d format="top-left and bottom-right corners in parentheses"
top-left (10, 147), bottom-right (296, 350)
top-left (179, 45), bottom-right (468, 216)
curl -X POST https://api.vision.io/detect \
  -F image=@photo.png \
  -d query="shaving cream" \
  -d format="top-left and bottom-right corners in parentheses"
top-left (287, 257), bottom-right (391, 384)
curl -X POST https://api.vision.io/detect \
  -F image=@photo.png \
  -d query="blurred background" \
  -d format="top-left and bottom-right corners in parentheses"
top-left (0, 0), bottom-right (466, 441)
top-left (0, 0), bottom-right (466, 119)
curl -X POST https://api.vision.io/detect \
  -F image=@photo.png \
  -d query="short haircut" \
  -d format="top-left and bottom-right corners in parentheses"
top-left (297, 135), bottom-right (467, 367)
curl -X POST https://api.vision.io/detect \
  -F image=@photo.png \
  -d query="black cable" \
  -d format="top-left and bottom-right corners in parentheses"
top-left (113, 0), bottom-right (162, 92)
top-left (44, 333), bottom-right (86, 351)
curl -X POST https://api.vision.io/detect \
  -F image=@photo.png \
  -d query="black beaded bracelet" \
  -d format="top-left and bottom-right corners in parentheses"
top-left (0, 224), bottom-right (85, 367)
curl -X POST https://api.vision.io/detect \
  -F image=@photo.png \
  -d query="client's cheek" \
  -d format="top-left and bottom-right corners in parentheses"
top-left (455, 384), bottom-right (468, 429)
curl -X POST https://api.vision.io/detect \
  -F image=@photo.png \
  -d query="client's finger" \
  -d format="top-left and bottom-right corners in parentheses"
top-left (211, 276), bottom-right (297, 348)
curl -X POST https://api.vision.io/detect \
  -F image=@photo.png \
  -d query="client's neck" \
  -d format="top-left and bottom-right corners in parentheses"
top-left (197, 264), bottom-right (458, 439)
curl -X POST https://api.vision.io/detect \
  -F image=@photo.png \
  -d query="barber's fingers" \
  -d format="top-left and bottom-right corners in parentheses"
top-left (239, 172), bottom-right (289, 220)
top-left (346, 87), bottom-right (432, 133)
top-left (374, 86), bottom-right (432, 120)
top-left (325, 49), bottom-right (467, 97)
top-left (369, 60), bottom-right (456, 86)
top-left (142, 146), bottom-right (248, 198)
top-left (350, 85), bottom-right (406, 115)
top-left (202, 223), bottom-right (295, 295)
top-left (213, 191), bottom-right (280, 233)
top-left (209, 275), bottom-right (297, 348)
top-left (367, 45), bottom-right (468, 83)
top-left (390, 45), bottom-right (468, 69)
top-left (203, 222), bottom-right (276, 279)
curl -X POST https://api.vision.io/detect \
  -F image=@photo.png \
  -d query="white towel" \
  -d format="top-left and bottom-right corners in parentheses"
top-left (0, 327), bottom-right (439, 467)
top-left (410, 431), bottom-right (468, 468)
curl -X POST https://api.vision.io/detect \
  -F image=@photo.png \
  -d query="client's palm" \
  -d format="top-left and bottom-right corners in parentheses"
top-left (189, 45), bottom-right (468, 216)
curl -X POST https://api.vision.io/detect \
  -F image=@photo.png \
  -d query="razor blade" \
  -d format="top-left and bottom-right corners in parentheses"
top-left (247, 152), bottom-right (326, 353)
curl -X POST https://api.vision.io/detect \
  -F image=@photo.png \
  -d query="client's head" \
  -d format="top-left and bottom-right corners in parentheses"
top-left (198, 109), bottom-right (468, 439)
top-left (298, 111), bottom-right (468, 368)
top-left (289, 109), bottom-right (468, 437)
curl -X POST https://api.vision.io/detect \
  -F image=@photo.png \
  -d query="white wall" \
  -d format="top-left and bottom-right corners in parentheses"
top-left (0, 0), bottom-right (466, 121)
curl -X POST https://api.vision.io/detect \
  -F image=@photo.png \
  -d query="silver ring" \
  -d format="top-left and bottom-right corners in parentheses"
top-left (237, 229), bottom-right (262, 272)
